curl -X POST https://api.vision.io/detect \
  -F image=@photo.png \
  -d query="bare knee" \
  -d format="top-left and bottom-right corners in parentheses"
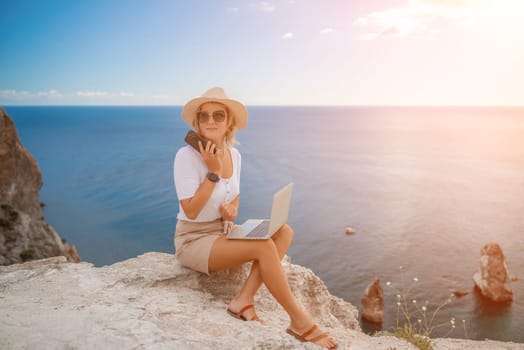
top-left (255, 239), bottom-right (279, 262)
top-left (283, 224), bottom-right (294, 241)
top-left (273, 224), bottom-right (294, 242)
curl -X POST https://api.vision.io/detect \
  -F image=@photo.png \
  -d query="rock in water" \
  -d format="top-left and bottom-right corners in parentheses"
top-left (361, 277), bottom-right (384, 324)
top-left (472, 243), bottom-right (513, 302)
top-left (452, 290), bottom-right (469, 298)
top-left (345, 227), bottom-right (356, 235)
top-left (0, 108), bottom-right (80, 265)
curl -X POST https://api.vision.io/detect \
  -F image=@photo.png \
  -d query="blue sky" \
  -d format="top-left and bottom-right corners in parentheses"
top-left (1, 0), bottom-right (523, 105)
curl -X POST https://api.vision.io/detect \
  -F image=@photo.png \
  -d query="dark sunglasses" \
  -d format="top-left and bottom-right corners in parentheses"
top-left (197, 110), bottom-right (226, 123)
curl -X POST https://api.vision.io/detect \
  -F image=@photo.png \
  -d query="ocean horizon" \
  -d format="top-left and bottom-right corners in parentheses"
top-left (4, 105), bottom-right (524, 343)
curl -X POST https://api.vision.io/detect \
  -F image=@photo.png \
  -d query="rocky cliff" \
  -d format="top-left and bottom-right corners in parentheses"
top-left (0, 107), bottom-right (79, 265)
top-left (1, 252), bottom-right (522, 350)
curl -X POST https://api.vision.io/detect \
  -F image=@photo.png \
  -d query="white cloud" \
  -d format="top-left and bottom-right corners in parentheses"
top-left (355, 5), bottom-right (438, 39)
top-left (75, 91), bottom-right (109, 97)
top-left (253, 1), bottom-right (276, 13)
top-left (0, 89), bottom-right (174, 105)
top-left (74, 91), bottom-right (135, 98)
top-left (320, 27), bottom-right (334, 34)
top-left (37, 89), bottom-right (63, 98)
top-left (0, 89), bottom-right (62, 99)
top-left (281, 32), bottom-right (294, 39)
top-left (0, 90), bottom-right (19, 98)
top-left (353, 0), bottom-right (503, 40)
top-left (227, 7), bottom-right (239, 13)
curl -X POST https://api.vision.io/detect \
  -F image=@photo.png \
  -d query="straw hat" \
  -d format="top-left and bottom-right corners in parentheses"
top-left (181, 87), bottom-right (248, 130)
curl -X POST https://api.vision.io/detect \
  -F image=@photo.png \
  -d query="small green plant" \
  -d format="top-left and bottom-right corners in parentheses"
top-left (20, 248), bottom-right (37, 261)
top-left (0, 203), bottom-right (19, 229)
top-left (383, 266), bottom-right (467, 350)
top-left (389, 325), bottom-right (433, 350)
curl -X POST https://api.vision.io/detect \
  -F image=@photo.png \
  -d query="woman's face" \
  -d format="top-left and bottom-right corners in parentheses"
top-left (197, 102), bottom-right (229, 142)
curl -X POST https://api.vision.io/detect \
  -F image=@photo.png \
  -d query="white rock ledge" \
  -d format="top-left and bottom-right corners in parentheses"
top-left (0, 252), bottom-right (522, 350)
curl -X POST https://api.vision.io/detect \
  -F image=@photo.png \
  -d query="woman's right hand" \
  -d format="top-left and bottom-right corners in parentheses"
top-left (198, 140), bottom-right (222, 174)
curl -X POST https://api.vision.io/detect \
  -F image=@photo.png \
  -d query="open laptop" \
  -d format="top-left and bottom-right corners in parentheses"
top-left (226, 183), bottom-right (294, 240)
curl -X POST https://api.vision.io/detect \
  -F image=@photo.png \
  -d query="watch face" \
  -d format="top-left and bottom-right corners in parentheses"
top-left (208, 173), bottom-right (219, 182)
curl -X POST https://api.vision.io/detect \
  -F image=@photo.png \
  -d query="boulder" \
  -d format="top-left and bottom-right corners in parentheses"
top-left (0, 108), bottom-right (80, 265)
top-left (2, 253), bottom-right (524, 349)
top-left (361, 277), bottom-right (384, 324)
top-left (472, 243), bottom-right (513, 302)
top-left (0, 252), bottom-right (380, 350)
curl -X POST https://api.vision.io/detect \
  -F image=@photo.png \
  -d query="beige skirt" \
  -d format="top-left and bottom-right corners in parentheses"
top-left (174, 219), bottom-right (226, 275)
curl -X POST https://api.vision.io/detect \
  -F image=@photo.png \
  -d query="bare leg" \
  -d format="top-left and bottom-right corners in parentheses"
top-left (208, 226), bottom-right (337, 349)
top-left (227, 224), bottom-right (294, 320)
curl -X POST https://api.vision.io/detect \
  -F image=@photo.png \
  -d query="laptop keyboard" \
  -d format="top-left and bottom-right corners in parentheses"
top-left (247, 220), bottom-right (270, 238)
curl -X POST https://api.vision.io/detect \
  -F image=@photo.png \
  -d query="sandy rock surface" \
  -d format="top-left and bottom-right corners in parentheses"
top-left (1, 252), bottom-right (523, 350)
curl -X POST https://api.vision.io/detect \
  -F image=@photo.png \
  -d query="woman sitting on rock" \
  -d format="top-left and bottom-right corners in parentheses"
top-left (173, 87), bottom-right (337, 349)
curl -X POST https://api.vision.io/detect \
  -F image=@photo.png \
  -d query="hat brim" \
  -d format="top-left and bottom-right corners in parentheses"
top-left (182, 97), bottom-right (247, 130)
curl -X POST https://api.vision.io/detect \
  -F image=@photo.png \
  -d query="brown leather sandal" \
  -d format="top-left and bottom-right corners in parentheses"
top-left (226, 304), bottom-right (261, 322)
top-left (286, 324), bottom-right (338, 349)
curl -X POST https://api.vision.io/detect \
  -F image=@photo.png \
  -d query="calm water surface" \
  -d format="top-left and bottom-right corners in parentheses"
top-left (5, 105), bottom-right (524, 342)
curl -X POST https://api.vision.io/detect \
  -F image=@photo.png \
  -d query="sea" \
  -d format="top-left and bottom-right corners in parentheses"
top-left (5, 105), bottom-right (524, 342)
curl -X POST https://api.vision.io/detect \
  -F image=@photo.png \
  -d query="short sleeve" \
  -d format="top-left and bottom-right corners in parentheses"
top-left (174, 147), bottom-right (203, 200)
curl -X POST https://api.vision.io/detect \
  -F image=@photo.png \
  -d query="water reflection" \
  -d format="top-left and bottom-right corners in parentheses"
top-left (469, 288), bottom-right (513, 340)
top-left (472, 288), bottom-right (512, 317)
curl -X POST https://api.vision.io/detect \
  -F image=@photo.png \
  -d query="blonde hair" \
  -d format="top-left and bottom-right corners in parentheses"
top-left (192, 102), bottom-right (238, 147)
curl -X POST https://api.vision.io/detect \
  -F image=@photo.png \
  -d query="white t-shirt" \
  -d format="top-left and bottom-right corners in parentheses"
top-left (173, 145), bottom-right (241, 222)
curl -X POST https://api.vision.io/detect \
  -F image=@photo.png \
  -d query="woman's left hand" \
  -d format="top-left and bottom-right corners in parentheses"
top-left (220, 203), bottom-right (238, 221)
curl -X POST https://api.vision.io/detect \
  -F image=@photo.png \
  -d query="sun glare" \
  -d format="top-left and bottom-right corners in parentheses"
top-left (466, 0), bottom-right (524, 20)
